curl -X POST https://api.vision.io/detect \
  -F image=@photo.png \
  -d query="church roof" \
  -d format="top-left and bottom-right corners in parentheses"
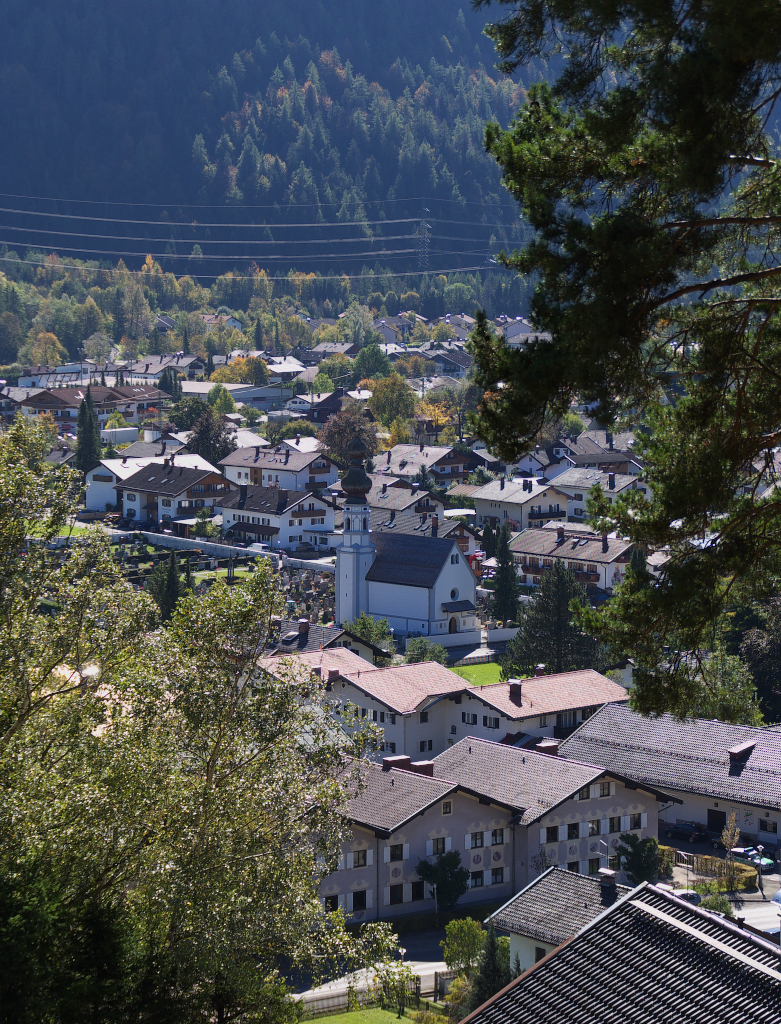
top-left (364, 533), bottom-right (456, 588)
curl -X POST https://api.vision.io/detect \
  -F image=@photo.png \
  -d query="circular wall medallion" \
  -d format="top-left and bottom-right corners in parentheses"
top-left (391, 867), bottom-right (401, 878)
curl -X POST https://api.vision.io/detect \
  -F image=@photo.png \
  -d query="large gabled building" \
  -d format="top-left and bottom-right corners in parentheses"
top-left (560, 703), bottom-right (781, 846)
top-left (508, 525), bottom-right (634, 592)
top-left (215, 484), bottom-right (336, 551)
top-left (319, 736), bottom-right (672, 922)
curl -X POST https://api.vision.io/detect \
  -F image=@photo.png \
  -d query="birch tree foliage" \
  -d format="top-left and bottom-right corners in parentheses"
top-left (470, 0), bottom-right (781, 715)
top-left (0, 419), bottom-right (396, 1021)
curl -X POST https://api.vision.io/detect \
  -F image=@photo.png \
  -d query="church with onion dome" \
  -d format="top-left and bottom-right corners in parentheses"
top-left (335, 437), bottom-right (480, 647)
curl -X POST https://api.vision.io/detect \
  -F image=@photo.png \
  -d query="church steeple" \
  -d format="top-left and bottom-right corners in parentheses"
top-left (341, 436), bottom-right (372, 506)
top-left (335, 436), bottom-right (375, 626)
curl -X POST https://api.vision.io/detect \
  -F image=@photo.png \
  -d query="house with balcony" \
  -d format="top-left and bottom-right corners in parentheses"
top-left (319, 736), bottom-right (672, 922)
top-left (219, 444), bottom-right (339, 491)
top-left (550, 467), bottom-right (648, 521)
top-left (508, 525), bottom-right (634, 592)
top-left (117, 458), bottom-right (231, 526)
top-left (560, 703), bottom-right (781, 848)
top-left (15, 384), bottom-right (164, 434)
top-left (86, 452), bottom-right (217, 511)
top-left (215, 483), bottom-right (337, 551)
top-left (472, 478), bottom-right (569, 531)
top-left (124, 354), bottom-right (206, 382)
top-left (375, 443), bottom-right (476, 486)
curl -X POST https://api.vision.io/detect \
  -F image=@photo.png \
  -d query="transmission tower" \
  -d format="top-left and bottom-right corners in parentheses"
top-left (418, 208), bottom-right (431, 271)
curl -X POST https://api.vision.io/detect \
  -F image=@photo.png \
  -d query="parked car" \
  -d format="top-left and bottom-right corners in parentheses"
top-left (674, 889), bottom-right (702, 905)
top-left (731, 846), bottom-right (776, 873)
top-left (665, 821), bottom-right (708, 843)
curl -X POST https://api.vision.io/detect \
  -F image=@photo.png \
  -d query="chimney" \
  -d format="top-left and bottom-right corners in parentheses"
top-left (240, 483), bottom-right (247, 501)
top-left (284, 450), bottom-right (289, 463)
top-left (122, 457), bottom-right (127, 465)
top-left (327, 668), bottom-right (340, 685)
top-left (602, 532), bottom-right (608, 552)
top-left (608, 472), bottom-right (615, 490)
top-left (535, 663), bottom-right (546, 676)
top-left (387, 450), bottom-right (391, 464)
top-left (170, 452), bottom-right (175, 466)
top-left (500, 478), bottom-right (505, 490)
top-left (606, 431), bottom-right (614, 450)
top-left (509, 679), bottom-right (522, 704)
top-left (536, 738), bottom-right (559, 756)
top-left (557, 525), bottom-right (565, 543)
top-left (728, 739), bottom-right (756, 762)
top-left (255, 445), bottom-right (260, 458)
top-left (410, 760), bottom-right (434, 776)
top-left (598, 868), bottom-right (617, 895)
top-left (382, 754), bottom-right (412, 772)
top-left (431, 514), bottom-right (438, 538)
top-left (298, 618), bottom-right (309, 635)
top-left (420, 441), bottom-right (424, 452)
top-left (382, 483), bottom-right (387, 494)
top-left (390, 509), bottom-right (395, 522)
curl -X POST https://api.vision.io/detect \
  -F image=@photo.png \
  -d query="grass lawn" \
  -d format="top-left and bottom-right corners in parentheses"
top-left (305, 1009), bottom-right (419, 1024)
top-left (451, 662), bottom-right (502, 686)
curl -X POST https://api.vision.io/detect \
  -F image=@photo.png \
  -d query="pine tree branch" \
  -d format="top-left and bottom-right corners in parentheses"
top-left (658, 265), bottom-right (781, 304)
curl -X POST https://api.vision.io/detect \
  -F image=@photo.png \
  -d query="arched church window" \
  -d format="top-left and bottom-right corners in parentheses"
top-left (363, 517), bottom-right (367, 530)
top-left (346, 518), bottom-right (351, 531)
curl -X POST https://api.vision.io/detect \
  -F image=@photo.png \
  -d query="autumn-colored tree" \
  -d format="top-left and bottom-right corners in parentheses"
top-left (369, 373), bottom-right (416, 427)
top-left (210, 356), bottom-right (269, 386)
top-left (30, 331), bottom-right (68, 366)
top-left (318, 406), bottom-right (378, 466)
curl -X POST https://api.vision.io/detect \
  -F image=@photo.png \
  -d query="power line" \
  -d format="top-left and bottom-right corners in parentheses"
top-left (0, 205), bottom-right (521, 233)
top-left (0, 206), bottom-right (419, 229)
top-left (0, 190), bottom-right (517, 211)
top-left (0, 224), bottom-right (499, 247)
top-left (0, 239), bottom-right (420, 262)
top-left (0, 252), bottom-right (489, 281)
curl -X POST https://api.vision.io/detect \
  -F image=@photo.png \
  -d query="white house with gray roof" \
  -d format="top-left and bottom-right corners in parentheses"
top-left (550, 467), bottom-right (649, 521)
top-left (472, 477), bottom-right (570, 531)
top-left (336, 437), bottom-right (479, 646)
top-left (560, 703), bottom-right (781, 849)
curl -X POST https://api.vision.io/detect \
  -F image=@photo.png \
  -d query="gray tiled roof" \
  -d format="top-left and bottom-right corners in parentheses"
top-left (346, 762), bottom-right (456, 834)
top-left (364, 533), bottom-right (455, 588)
top-left (119, 463), bottom-right (217, 496)
top-left (114, 440), bottom-right (187, 459)
top-left (559, 703), bottom-right (781, 810)
top-left (432, 737), bottom-right (604, 823)
top-left (489, 867), bottom-right (630, 945)
top-left (465, 884), bottom-right (781, 1023)
top-left (266, 619), bottom-right (344, 656)
top-left (219, 444), bottom-right (326, 472)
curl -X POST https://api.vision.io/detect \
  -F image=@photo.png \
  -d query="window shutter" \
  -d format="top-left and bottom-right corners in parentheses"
top-left (590, 784), bottom-right (600, 799)
top-left (467, 833), bottom-right (474, 850)
top-left (445, 837), bottom-right (452, 852)
top-left (402, 844), bottom-right (409, 860)
top-left (558, 825), bottom-right (567, 842)
top-left (338, 852), bottom-right (345, 871)
top-left (426, 840), bottom-right (433, 856)
top-left (403, 883), bottom-right (412, 903)
top-left (539, 828), bottom-right (546, 845)
top-left (579, 821), bottom-right (589, 839)
top-left (345, 892), bottom-right (353, 912)
top-left (621, 815), bottom-right (630, 832)
top-left (366, 890), bottom-right (373, 909)
top-left (338, 894), bottom-right (345, 909)
top-left (641, 812), bottom-right (648, 829)
top-left (383, 847), bottom-right (391, 864)
top-left (384, 886), bottom-right (391, 906)
top-left (366, 848), bottom-right (374, 866)
top-left (484, 831), bottom-right (492, 848)
top-left (600, 819), bottom-right (609, 835)
top-left (579, 860), bottom-right (588, 875)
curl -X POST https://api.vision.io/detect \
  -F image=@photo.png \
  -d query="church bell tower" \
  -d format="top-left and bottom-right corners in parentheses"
top-left (335, 436), bottom-right (375, 626)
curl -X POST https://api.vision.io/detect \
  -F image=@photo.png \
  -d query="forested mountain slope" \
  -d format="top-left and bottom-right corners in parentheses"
top-left (0, 1), bottom-right (548, 275)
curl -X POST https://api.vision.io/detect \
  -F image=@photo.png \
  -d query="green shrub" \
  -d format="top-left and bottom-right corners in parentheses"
top-left (657, 844), bottom-right (675, 877)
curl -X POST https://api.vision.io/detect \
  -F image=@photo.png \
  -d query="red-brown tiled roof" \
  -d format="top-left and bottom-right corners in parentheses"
top-left (471, 670), bottom-right (628, 720)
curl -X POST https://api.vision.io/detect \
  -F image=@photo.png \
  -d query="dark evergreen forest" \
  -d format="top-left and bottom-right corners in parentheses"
top-left (0, 0), bottom-right (548, 277)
